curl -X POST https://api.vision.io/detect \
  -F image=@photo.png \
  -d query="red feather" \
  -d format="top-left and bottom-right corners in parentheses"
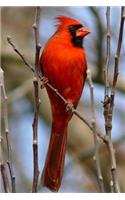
top-left (40, 16), bottom-right (90, 192)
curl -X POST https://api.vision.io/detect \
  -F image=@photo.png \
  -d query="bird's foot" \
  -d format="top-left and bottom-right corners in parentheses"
top-left (66, 102), bottom-right (74, 112)
top-left (40, 76), bottom-right (49, 89)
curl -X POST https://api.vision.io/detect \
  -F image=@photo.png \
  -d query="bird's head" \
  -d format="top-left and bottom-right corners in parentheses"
top-left (55, 16), bottom-right (91, 48)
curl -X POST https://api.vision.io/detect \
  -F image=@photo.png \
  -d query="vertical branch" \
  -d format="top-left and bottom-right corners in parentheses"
top-left (87, 68), bottom-right (104, 192)
top-left (111, 7), bottom-right (125, 99)
top-left (103, 7), bottom-right (115, 192)
top-left (33, 6), bottom-right (42, 77)
top-left (103, 7), bottom-right (110, 128)
top-left (104, 7), bottom-right (110, 96)
top-left (2, 83), bottom-right (16, 192)
top-left (0, 68), bottom-right (10, 193)
top-left (103, 7), bottom-right (116, 192)
top-left (32, 6), bottom-right (41, 193)
top-left (0, 164), bottom-right (10, 193)
top-left (108, 6), bottom-right (124, 193)
top-left (103, 6), bottom-right (125, 193)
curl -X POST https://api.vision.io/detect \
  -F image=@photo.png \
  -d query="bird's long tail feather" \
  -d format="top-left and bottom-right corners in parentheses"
top-left (41, 123), bottom-right (67, 192)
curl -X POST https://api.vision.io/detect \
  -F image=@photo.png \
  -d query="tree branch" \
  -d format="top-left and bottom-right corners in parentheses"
top-left (87, 68), bottom-right (104, 192)
top-left (32, 6), bottom-right (41, 193)
top-left (0, 67), bottom-right (15, 192)
top-left (103, 6), bottom-right (125, 193)
top-left (0, 164), bottom-right (10, 193)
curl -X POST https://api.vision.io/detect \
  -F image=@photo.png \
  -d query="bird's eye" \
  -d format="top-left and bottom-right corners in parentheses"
top-left (69, 25), bottom-right (75, 32)
top-left (68, 24), bottom-right (83, 35)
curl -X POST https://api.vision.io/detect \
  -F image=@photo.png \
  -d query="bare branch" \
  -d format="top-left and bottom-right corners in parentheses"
top-left (104, 6), bottom-right (110, 96)
top-left (32, 6), bottom-right (41, 193)
top-left (1, 80), bottom-right (16, 193)
top-left (7, 36), bottom-right (35, 73)
top-left (32, 77), bottom-right (40, 193)
top-left (33, 6), bottom-right (42, 77)
top-left (103, 7), bottom-right (114, 192)
top-left (0, 67), bottom-right (15, 192)
top-left (103, 6), bottom-right (125, 193)
top-left (103, 7), bottom-right (110, 132)
top-left (87, 68), bottom-right (104, 192)
top-left (0, 69), bottom-right (10, 193)
top-left (107, 6), bottom-right (125, 193)
top-left (112, 7), bottom-right (125, 95)
top-left (0, 164), bottom-right (10, 193)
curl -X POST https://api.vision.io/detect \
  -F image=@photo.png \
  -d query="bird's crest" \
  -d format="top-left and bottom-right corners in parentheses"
top-left (55, 15), bottom-right (81, 30)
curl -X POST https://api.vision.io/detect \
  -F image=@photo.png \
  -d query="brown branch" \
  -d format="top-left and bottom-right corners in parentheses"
top-left (0, 67), bottom-right (15, 192)
top-left (2, 82), bottom-right (16, 193)
top-left (7, 36), bottom-right (35, 73)
top-left (103, 7), bottom-right (114, 192)
top-left (103, 7), bottom-right (110, 132)
top-left (107, 6), bottom-right (125, 193)
top-left (7, 36), bottom-right (107, 144)
top-left (32, 6), bottom-right (41, 193)
top-left (6, 161), bottom-right (16, 193)
top-left (33, 6), bottom-right (42, 77)
top-left (103, 6), bottom-right (125, 193)
top-left (112, 7), bottom-right (125, 95)
top-left (104, 6), bottom-right (110, 96)
top-left (0, 164), bottom-right (10, 193)
top-left (87, 68), bottom-right (104, 192)
top-left (32, 78), bottom-right (40, 193)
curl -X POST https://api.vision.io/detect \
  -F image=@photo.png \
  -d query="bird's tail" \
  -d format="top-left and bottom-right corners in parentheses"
top-left (41, 123), bottom-right (68, 192)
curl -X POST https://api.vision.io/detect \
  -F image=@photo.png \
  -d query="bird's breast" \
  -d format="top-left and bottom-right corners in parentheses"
top-left (40, 40), bottom-right (87, 106)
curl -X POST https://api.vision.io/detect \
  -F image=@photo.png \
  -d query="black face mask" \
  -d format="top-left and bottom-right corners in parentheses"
top-left (68, 24), bottom-right (83, 48)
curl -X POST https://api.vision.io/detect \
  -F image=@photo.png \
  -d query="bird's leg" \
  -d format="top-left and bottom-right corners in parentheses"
top-left (40, 76), bottom-right (49, 89)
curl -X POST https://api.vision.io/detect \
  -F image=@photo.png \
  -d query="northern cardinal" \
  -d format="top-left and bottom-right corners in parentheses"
top-left (39, 16), bottom-right (90, 192)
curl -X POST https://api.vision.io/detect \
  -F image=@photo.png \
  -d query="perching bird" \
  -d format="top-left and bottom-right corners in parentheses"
top-left (39, 16), bottom-right (90, 192)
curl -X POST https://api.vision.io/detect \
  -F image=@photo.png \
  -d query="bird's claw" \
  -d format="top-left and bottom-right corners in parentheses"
top-left (40, 76), bottom-right (48, 89)
top-left (66, 102), bottom-right (74, 112)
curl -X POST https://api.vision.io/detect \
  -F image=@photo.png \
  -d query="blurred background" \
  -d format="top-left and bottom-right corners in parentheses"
top-left (0, 6), bottom-right (125, 192)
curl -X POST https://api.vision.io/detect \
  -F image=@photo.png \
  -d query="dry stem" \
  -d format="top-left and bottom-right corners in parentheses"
top-left (107, 6), bottom-right (125, 193)
top-left (87, 68), bottom-right (104, 192)
top-left (0, 164), bottom-right (10, 193)
top-left (0, 67), bottom-right (16, 192)
top-left (32, 6), bottom-right (41, 193)
top-left (103, 6), bottom-right (125, 193)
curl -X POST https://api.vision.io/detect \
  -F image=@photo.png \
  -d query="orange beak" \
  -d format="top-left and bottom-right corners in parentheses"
top-left (76, 26), bottom-right (91, 37)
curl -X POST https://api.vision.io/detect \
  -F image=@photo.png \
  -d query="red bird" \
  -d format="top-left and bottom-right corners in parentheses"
top-left (40, 16), bottom-right (90, 192)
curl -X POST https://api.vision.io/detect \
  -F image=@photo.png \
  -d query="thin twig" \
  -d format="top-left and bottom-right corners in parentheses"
top-left (0, 70), bottom-right (9, 193)
top-left (104, 7), bottom-right (110, 96)
top-left (32, 7), bottom-right (41, 193)
top-left (0, 67), bottom-right (16, 192)
top-left (107, 6), bottom-right (125, 193)
top-left (7, 36), bottom-right (35, 73)
top-left (33, 7), bottom-right (42, 77)
top-left (87, 68), bottom-right (104, 192)
top-left (0, 164), bottom-right (10, 193)
top-left (1, 84), bottom-right (16, 193)
top-left (103, 7), bottom-right (114, 192)
top-left (103, 7), bottom-right (110, 133)
top-left (103, 6), bottom-right (125, 193)
top-left (7, 37), bottom-right (107, 144)
top-left (32, 78), bottom-right (40, 193)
